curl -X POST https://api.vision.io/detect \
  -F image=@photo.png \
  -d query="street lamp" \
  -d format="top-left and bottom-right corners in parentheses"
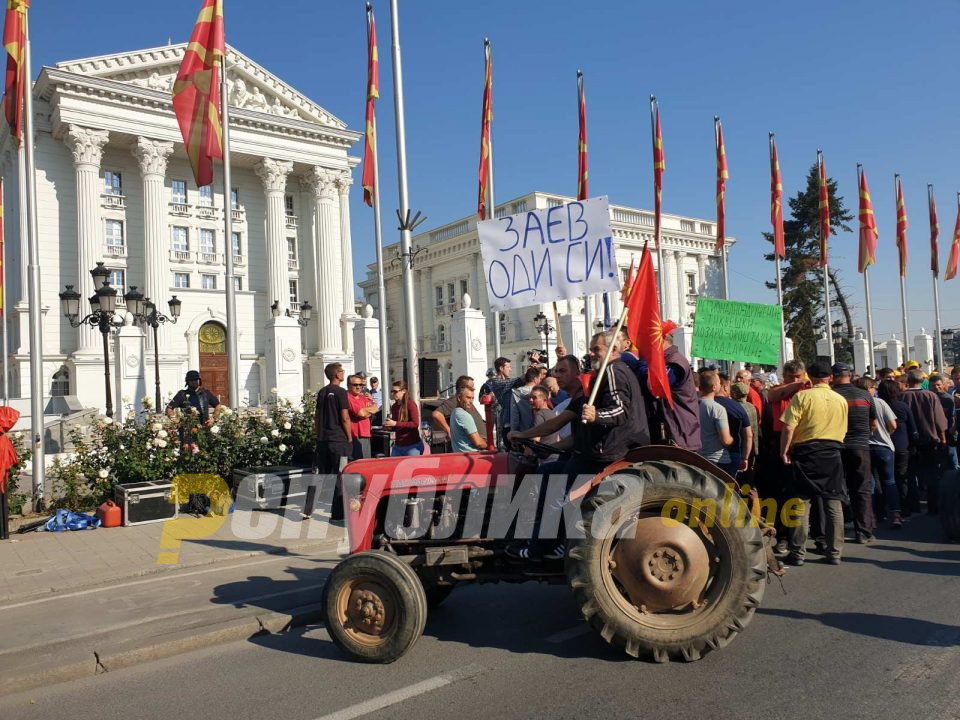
top-left (533, 310), bottom-right (554, 348)
top-left (59, 265), bottom-right (123, 418)
top-left (272, 299), bottom-right (313, 328)
top-left (125, 288), bottom-right (181, 409)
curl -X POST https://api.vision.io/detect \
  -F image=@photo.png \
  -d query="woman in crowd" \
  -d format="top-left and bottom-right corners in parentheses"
top-left (384, 380), bottom-right (424, 456)
top-left (877, 379), bottom-right (918, 517)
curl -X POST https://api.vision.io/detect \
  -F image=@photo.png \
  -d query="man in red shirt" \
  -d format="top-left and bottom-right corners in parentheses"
top-left (346, 374), bottom-right (377, 460)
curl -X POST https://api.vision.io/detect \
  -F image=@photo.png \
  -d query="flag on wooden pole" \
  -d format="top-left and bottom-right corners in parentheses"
top-left (929, 186), bottom-right (939, 276)
top-left (2, 0), bottom-right (27, 146)
top-left (577, 70), bottom-right (587, 201)
top-left (714, 117), bottom-right (727, 253)
top-left (895, 175), bottom-right (908, 277)
top-left (770, 135), bottom-right (784, 258)
top-left (817, 151), bottom-right (830, 266)
top-left (172, 0), bottom-right (225, 188)
top-left (476, 38), bottom-right (492, 217)
top-left (625, 247), bottom-right (672, 408)
top-left (858, 167), bottom-right (878, 272)
top-left (652, 101), bottom-right (664, 250)
top-left (362, 4), bottom-right (379, 207)
top-left (946, 195), bottom-right (960, 281)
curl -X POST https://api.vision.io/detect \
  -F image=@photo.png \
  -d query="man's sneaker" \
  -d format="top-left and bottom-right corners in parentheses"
top-left (812, 541), bottom-right (828, 556)
top-left (891, 512), bottom-right (903, 529)
top-left (855, 533), bottom-right (875, 545)
top-left (784, 554), bottom-right (804, 566)
top-left (824, 556), bottom-right (841, 565)
top-left (542, 542), bottom-right (566, 561)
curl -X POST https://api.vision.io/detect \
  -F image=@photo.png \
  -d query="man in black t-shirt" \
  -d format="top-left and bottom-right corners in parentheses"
top-left (166, 370), bottom-right (220, 452)
top-left (831, 362), bottom-right (877, 543)
top-left (314, 362), bottom-right (352, 474)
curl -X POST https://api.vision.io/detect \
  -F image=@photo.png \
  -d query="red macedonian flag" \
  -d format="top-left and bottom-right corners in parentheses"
top-left (770, 136), bottom-right (784, 259)
top-left (3, 0), bottom-right (28, 147)
top-left (817, 153), bottom-right (830, 267)
top-left (896, 175), bottom-right (908, 278)
top-left (361, 5), bottom-right (379, 208)
top-left (929, 189), bottom-right (939, 277)
top-left (476, 40), bottom-right (492, 218)
top-left (715, 119), bottom-right (728, 253)
top-left (946, 197), bottom-right (960, 281)
top-left (625, 246), bottom-right (673, 409)
top-left (172, 0), bottom-right (224, 188)
top-left (577, 71), bottom-right (588, 201)
top-left (857, 167), bottom-right (878, 273)
top-left (653, 104), bottom-right (664, 250)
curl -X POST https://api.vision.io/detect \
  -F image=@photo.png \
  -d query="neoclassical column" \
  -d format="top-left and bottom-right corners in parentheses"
top-left (254, 158), bottom-right (294, 314)
top-left (696, 254), bottom-right (708, 296)
top-left (673, 249), bottom-right (687, 324)
top-left (304, 166), bottom-right (343, 354)
top-left (336, 172), bottom-right (357, 353)
top-left (661, 250), bottom-right (677, 322)
top-left (298, 176), bottom-right (319, 355)
top-left (420, 265), bottom-right (434, 350)
top-left (132, 138), bottom-right (175, 347)
top-left (64, 125), bottom-right (110, 353)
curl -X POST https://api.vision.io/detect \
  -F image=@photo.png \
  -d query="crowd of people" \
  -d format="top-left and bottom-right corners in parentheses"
top-left (308, 330), bottom-right (959, 564)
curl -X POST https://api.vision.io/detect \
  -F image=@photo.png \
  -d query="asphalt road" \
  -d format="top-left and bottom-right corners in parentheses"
top-left (5, 514), bottom-right (959, 720)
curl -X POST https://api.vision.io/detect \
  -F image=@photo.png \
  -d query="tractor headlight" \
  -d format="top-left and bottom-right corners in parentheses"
top-left (341, 473), bottom-right (366, 496)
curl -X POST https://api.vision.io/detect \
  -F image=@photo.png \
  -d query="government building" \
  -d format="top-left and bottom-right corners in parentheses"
top-left (1, 44), bottom-right (362, 414)
top-left (359, 191), bottom-right (733, 394)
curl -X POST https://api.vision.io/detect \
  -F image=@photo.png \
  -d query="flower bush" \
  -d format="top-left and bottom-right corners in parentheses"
top-left (4, 432), bottom-right (33, 515)
top-left (48, 393), bottom-right (318, 512)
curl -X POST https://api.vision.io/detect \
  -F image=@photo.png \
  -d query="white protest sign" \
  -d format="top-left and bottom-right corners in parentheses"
top-left (477, 196), bottom-right (620, 313)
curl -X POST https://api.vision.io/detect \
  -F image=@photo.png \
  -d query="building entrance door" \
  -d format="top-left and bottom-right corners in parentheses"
top-left (198, 321), bottom-right (229, 405)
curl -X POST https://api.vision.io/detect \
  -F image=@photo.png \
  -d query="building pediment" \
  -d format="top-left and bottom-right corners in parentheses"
top-left (53, 44), bottom-right (345, 130)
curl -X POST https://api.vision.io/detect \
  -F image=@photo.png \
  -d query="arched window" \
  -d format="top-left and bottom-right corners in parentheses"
top-left (51, 367), bottom-right (70, 397)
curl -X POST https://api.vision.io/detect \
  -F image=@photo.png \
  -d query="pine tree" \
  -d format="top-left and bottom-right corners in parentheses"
top-left (764, 164), bottom-right (855, 364)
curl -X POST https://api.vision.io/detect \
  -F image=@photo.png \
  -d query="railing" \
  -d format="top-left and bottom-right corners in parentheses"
top-left (285, 214), bottom-right (298, 229)
top-left (198, 252), bottom-right (222, 265)
top-left (233, 254), bottom-right (244, 266)
top-left (169, 202), bottom-right (190, 215)
top-left (700, 223), bottom-right (713, 235)
top-left (287, 258), bottom-right (298, 270)
top-left (436, 341), bottom-right (450, 352)
top-left (196, 206), bottom-right (218, 220)
top-left (680, 219), bottom-right (695, 232)
top-left (231, 208), bottom-right (244, 222)
top-left (169, 249), bottom-right (192, 263)
top-left (101, 194), bottom-right (125, 209)
top-left (104, 244), bottom-right (126, 258)
top-left (429, 219), bottom-right (470, 244)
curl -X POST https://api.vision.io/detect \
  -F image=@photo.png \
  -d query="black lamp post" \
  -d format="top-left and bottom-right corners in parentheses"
top-left (59, 262), bottom-right (122, 418)
top-left (125, 287), bottom-right (181, 409)
top-left (272, 299), bottom-right (313, 328)
top-left (533, 310), bottom-right (554, 349)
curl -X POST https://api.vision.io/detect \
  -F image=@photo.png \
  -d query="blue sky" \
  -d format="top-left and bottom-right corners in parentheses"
top-left (32, 0), bottom-right (960, 342)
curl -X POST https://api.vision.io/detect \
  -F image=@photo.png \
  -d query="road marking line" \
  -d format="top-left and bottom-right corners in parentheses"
top-left (313, 664), bottom-right (485, 720)
top-left (0, 551), bottom-right (338, 611)
top-left (545, 625), bottom-right (592, 643)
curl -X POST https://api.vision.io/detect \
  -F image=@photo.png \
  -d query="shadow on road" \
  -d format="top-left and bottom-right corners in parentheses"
top-left (760, 609), bottom-right (960, 646)
top-left (869, 544), bottom-right (960, 561)
top-left (839, 554), bottom-right (960, 576)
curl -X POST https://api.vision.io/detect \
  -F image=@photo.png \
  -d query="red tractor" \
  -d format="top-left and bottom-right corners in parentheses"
top-left (321, 434), bottom-right (773, 664)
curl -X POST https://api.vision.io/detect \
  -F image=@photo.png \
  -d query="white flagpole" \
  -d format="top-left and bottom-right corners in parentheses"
top-left (22, 30), bottom-right (44, 507)
top-left (858, 165), bottom-right (876, 376)
top-left (369, 4), bottom-right (390, 397)
top-left (219, 54), bottom-right (239, 408)
top-left (1, 178), bottom-right (7, 404)
top-left (895, 174), bottom-right (909, 360)
top-left (929, 183), bottom-right (943, 370)
top-left (818, 150), bottom-right (834, 363)
top-left (389, 0), bottom-right (420, 405)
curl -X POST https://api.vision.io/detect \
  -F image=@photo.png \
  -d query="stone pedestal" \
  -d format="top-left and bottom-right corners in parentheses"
top-left (673, 325), bottom-right (693, 365)
top-left (781, 338), bottom-right (795, 367)
top-left (816, 336), bottom-right (833, 360)
top-left (557, 313), bottom-right (587, 361)
top-left (913, 329), bottom-right (934, 372)
top-left (113, 316), bottom-right (147, 419)
top-left (451, 294), bottom-right (487, 411)
top-left (352, 305), bottom-right (383, 381)
top-left (69, 348), bottom-right (114, 413)
top-left (851, 332), bottom-right (871, 375)
top-left (264, 316), bottom-right (306, 403)
top-left (306, 353), bottom-right (354, 394)
top-left (885, 339), bottom-right (904, 369)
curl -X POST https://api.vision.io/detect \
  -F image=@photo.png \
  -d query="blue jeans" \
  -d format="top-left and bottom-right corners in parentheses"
top-left (391, 441), bottom-right (424, 457)
top-left (870, 444), bottom-right (900, 514)
top-left (948, 445), bottom-right (959, 471)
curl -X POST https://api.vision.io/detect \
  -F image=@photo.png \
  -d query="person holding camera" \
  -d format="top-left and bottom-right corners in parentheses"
top-left (166, 370), bottom-right (220, 453)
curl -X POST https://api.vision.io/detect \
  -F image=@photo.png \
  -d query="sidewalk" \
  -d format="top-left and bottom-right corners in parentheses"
top-left (0, 507), bottom-right (347, 697)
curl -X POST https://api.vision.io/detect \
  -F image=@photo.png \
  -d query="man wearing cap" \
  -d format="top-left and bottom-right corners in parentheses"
top-left (902, 368), bottom-right (948, 513)
top-left (780, 360), bottom-right (848, 565)
top-left (830, 362), bottom-right (877, 543)
top-left (167, 370), bottom-right (220, 452)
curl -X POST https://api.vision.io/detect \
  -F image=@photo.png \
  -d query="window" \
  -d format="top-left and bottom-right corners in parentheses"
top-left (287, 237), bottom-right (297, 261)
top-left (230, 188), bottom-right (239, 210)
top-left (438, 324), bottom-right (446, 345)
top-left (435, 286), bottom-right (443, 307)
top-left (171, 226), bottom-right (189, 252)
top-left (447, 283), bottom-right (455, 304)
top-left (105, 220), bottom-right (124, 247)
top-left (171, 180), bottom-right (187, 204)
top-left (499, 313), bottom-right (507, 341)
top-left (200, 229), bottom-right (216, 255)
top-left (107, 269), bottom-right (125, 293)
top-left (233, 276), bottom-right (242, 291)
top-left (51, 367), bottom-right (70, 397)
top-left (289, 279), bottom-right (299, 305)
top-left (686, 272), bottom-right (698, 295)
top-left (284, 194), bottom-right (295, 217)
top-left (198, 185), bottom-right (214, 207)
top-left (174, 272), bottom-right (190, 289)
top-left (231, 232), bottom-right (242, 258)
top-left (459, 279), bottom-right (468, 301)
top-left (201, 274), bottom-right (217, 290)
top-left (104, 170), bottom-right (122, 196)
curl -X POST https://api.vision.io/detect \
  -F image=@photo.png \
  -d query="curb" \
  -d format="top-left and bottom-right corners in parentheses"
top-left (0, 601), bottom-right (328, 698)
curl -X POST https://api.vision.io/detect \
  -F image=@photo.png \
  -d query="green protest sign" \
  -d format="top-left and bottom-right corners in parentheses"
top-left (690, 298), bottom-right (783, 365)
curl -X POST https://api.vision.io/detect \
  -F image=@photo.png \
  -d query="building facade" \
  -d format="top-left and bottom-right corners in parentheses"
top-left (1, 44), bottom-right (361, 412)
top-left (359, 191), bottom-right (733, 393)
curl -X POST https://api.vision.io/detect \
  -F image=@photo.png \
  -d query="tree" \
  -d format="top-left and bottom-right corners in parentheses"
top-left (764, 164), bottom-right (855, 365)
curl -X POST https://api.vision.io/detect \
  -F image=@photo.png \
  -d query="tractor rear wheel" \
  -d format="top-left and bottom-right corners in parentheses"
top-left (565, 460), bottom-right (766, 662)
top-left (940, 469), bottom-right (960, 540)
top-left (322, 551), bottom-right (427, 663)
